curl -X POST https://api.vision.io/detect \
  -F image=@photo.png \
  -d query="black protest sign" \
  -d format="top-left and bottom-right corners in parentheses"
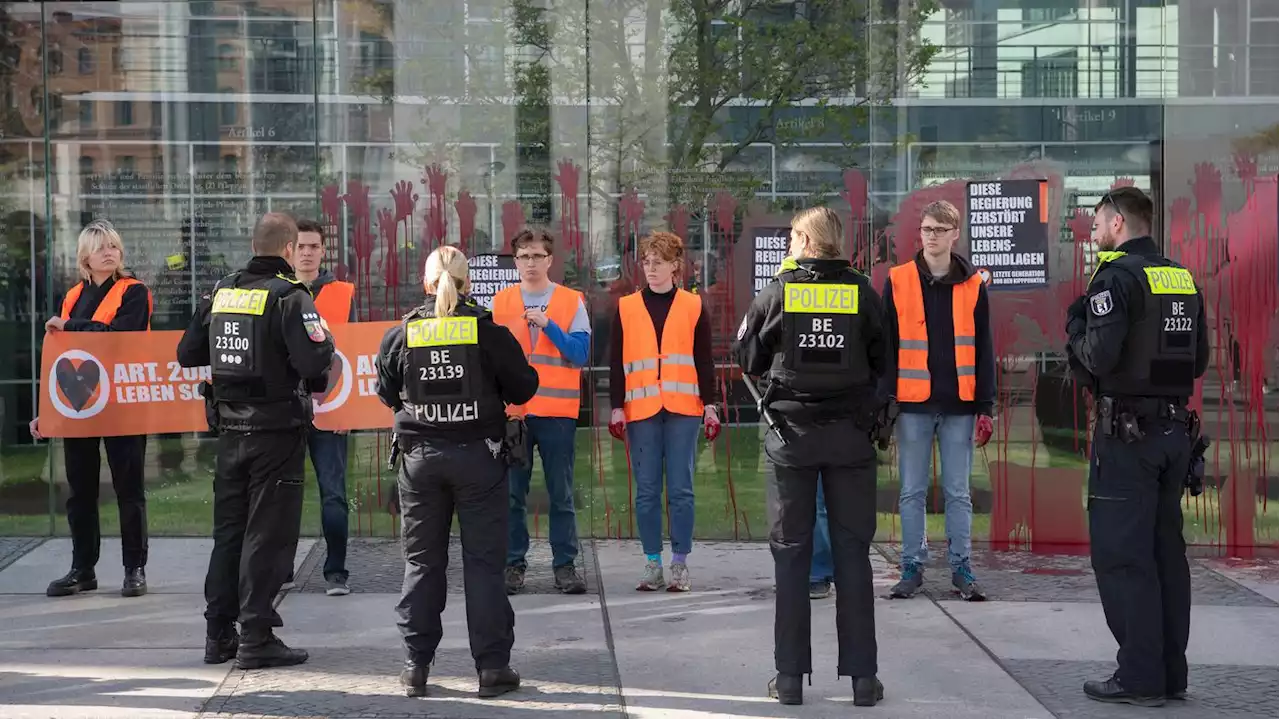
top-left (966, 179), bottom-right (1049, 290)
top-left (468, 254), bottom-right (519, 309)
top-left (751, 226), bottom-right (790, 295)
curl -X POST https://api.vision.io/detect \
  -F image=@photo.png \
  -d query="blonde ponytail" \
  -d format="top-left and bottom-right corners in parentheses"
top-left (423, 245), bottom-right (471, 317)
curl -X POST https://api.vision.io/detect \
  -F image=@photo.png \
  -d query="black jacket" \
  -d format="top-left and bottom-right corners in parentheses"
top-left (62, 276), bottom-right (151, 332)
top-left (376, 296), bottom-right (539, 441)
top-left (881, 252), bottom-right (996, 417)
top-left (176, 256), bottom-right (335, 431)
top-left (308, 269), bottom-right (358, 322)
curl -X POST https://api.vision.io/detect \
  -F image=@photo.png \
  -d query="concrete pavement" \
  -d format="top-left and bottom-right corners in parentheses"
top-left (0, 537), bottom-right (1273, 718)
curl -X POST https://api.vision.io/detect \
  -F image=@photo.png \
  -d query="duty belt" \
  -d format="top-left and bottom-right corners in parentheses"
top-left (1102, 396), bottom-right (1190, 422)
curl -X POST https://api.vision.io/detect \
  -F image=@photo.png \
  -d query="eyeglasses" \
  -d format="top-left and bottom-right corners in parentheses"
top-left (919, 226), bottom-right (955, 237)
top-left (515, 253), bottom-right (549, 264)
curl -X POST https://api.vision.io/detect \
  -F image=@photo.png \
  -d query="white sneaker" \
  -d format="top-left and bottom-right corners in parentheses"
top-left (636, 560), bottom-right (664, 591)
top-left (325, 577), bottom-right (350, 596)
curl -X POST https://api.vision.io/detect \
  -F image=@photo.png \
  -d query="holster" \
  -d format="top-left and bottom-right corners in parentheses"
top-left (1097, 396), bottom-right (1145, 444)
top-left (1186, 410), bottom-right (1209, 496)
top-left (504, 418), bottom-right (529, 469)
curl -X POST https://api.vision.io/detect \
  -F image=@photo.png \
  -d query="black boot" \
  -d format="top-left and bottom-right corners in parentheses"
top-left (122, 567), bottom-right (147, 598)
top-left (46, 568), bottom-right (97, 597)
top-left (767, 673), bottom-right (803, 705)
top-left (235, 629), bottom-right (309, 670)
top-left (478, 667), bottom-right (520, 698)
top-left (400, 662), bottom-right (429, 697)
top-left (1083, 675), bottom-right (1165, 707)
top-left (203, 628), bottom-right (239, 665)
top-left (854, 676), bottom-right (885, 706)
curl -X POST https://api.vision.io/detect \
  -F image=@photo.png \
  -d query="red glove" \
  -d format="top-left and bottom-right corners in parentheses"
top-left (704, 410), bottom-right (721, 442)
top-left (974, 415), bottom-right (994, 448)
top-left (608, 410), bottom-right (627, 441)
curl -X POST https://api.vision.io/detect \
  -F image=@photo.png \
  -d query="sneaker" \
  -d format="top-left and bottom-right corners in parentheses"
top-left (889, 564), bottom-right (923, 598)
top-left (809, 580), bottom-right (832, 599)
top-left (325, 576), bottom-right (350, 596)
top-left (667, 563), bottom-right (691, 592)
top-left (636, 560), bottom-right (664, 591)
top-left (553, 565), bottom-right (587, 595)
top-left (505, 565), bottom-right (526, 595)
top-left (952, 565), bottom-right (986, 601)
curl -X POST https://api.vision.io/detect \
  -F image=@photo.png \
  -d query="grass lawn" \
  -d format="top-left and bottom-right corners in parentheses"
top-left (0, 429), bottom-right (1273, 548)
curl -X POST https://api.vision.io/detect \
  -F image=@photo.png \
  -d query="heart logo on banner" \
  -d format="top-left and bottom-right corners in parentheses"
top-left (55, 357), bottom-right (101, 411)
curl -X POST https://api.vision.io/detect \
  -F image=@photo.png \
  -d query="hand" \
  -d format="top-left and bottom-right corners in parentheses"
top-left (1066, 313), bottom-right (1086, 338)
top-left (608, 408), bottom-right (626, 441)
top-left (524, 309), bottom-right (549, 329)
top-left (974, 415), bottom-right (994, 448)
top-left (703, 405), bottom-right (721, 442)
top-left (28, 417), bottom-right (42, 441)
top-left (334, 429), bottom-right (349, 436)
top-left (1065, 296), bottom-right (1086, 334)
top-left (45, 316), bottom-right (66, 332)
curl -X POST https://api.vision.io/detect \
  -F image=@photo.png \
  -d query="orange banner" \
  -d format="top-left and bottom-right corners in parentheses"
top-left (37, 323), bottom-right (399, 438)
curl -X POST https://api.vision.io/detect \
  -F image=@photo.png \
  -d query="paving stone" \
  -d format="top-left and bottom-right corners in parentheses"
top-left (875, 546), bottom-right (1277, 606)
top-left (0, 538), bottom-right (41, 573)
top-left (295, 538), bottom-right (596, 595)
top-left (1004, 659), bottom-right (1278, 718)
top-left (198, 645), bottom-right (622, 719)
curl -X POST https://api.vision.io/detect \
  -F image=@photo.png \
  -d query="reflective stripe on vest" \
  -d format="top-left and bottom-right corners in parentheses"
top-left (888, 263), bottom-right (980, 403)
top-left (619, 289), bottom-right (703, 422)
top-left (492, 284), bottom-right (583, 419)
top-left (313, 280), bottom-right (355, 325)
top-left (60, 278), bottom-right (153, 329)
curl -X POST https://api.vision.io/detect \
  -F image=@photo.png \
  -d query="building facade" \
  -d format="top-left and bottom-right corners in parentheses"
top-left (0, 0), bottom-right (1275, 550)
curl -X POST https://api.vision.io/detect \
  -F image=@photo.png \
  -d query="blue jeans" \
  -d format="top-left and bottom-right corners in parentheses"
top-left (308, 429), bottom-right (349, 581)
top-left (626, 410), bottom-right (700, 556)
top-left (810, 481), bottom-right (833, 583)
top-left (507, 416), bottom-right (580, 569)
top-left (897, 412), bottom-right (976, 572)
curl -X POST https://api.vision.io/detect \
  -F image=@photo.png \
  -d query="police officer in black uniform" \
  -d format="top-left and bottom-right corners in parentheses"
top-left (1067, 187), bottom-right (1210, 707)
top-left (177, 212), bottom-right (335, 670)
top-left (375, 245), bottom-right (538, 699)
top-left (732, 207), bottom-right (888, 707)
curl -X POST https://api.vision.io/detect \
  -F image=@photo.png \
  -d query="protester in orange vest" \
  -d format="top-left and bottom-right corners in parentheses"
top-left (883, 200), bottom-right (995, 602)
top-left (30, 219), bottom-right (153, 599)
top-left (492, 229), bottom-right (590, 596)
top-left (292, 218), bottom-right (354, 596)
top-left (608, 230), bottom-right (719, 592)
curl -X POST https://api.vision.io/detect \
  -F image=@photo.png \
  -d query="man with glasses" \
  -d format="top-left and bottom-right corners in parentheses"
top-left (883, 200), bottom-right (995, 602)
top-left (493, 229), bottom-right (589, 595)
top-left (1067, 186), bottom-right (1209, 707)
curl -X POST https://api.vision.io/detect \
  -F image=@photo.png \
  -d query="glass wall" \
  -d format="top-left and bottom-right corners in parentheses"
top-left (1, 0), bottom-right (1275, 552)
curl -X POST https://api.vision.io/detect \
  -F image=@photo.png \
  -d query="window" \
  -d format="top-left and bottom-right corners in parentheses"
top-left (1022, 4), bottom-right (1075, 29)
top-left (77, 47), bottom-right (94, 74)
top-left (221, 154), bottom-right (238, 174)
top-left (119, 155), bottom-right (136, 173)
top-left (217, 43), bottom-right (237, 71)
top-left (78, 100), bottom-right (93, 127)
top-left (151, 101), bottom-right (163, 127)
top-left (944, 8), bottom-right (974, 48)
top-left (47, 95), bottom-right (63, 127)
top-left (1022, 51), bottom-right (1078, 98)
top-left (112, 46), bottom-right (124, 72)
top-left (46, 44), bottom-right (62, 75)
top-left (219, 89), bottom-right (237, 125)
top-left (115, 100), bottom-right (134, 126)
top-left (1249, 14), bottom-right (1278, 96)
top-left (78, 156), bottom-right (94, 175)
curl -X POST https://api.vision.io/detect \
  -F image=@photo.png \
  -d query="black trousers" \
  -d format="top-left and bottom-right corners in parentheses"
top-left (63, 435), bottom-right (148, 570)
top-left (398, 436), bottom-right (514, 670)
top-left (1088, 417), bottom-right (1192, 696)
top-left (765, 417), bottom-right (878, 678)
top-left (204, 428), bottom-right (306, 636)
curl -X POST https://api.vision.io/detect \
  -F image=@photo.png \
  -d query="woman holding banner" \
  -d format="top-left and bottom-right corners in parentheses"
top-left (29, 219), bottom-right (153, 599)
top-left (607, 230), bottom-right (720, 593)
top-left (375, 245), bottom-right (538, 699)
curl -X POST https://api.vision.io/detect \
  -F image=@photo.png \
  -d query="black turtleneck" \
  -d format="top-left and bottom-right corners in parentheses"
top-left (609, 286), bottom-right (717, 410)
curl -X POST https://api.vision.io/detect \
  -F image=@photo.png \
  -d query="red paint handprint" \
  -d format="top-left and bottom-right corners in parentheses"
top-left (840, 169), bottom-right (868, 220)
top-left (455, 191), bottom-right (478, 252)
top-left (1191, 162), bottom-right (1223, 232)
top-left (1233, 151), bottom-right (1259, 195)
top-left (1068, 208), bottom-right (1093, 245)
top-left (664, 204), bottom-right (691, 240)
top-left (618, 188), bottom-right (646, 252)
top-left (377, 207), bottom-right (400, 287)
top-left (421, 164), bottom-right (449, 245)
top-left (554, 160), bottom-right (583, 256)
top-left (710, 191), bottom-right (737, 240)
top-left (1110, 177), bottom-right (1135, 189)
top-left (553, 159), bottom-right (581, 199)
top-left (391, 180), bottom-right (419, 224)
top-left (501, 201), bottom-right (526, 253)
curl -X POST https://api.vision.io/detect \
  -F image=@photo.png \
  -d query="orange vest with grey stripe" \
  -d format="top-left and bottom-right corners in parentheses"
top-left (888, 263), bottom-right (980, 403)
top-left (60, 278), bottom-right (153, 329)
top-left (492, 284), bottom-right (583, 419)
top-left (619, 289), bottom-right (703, 422)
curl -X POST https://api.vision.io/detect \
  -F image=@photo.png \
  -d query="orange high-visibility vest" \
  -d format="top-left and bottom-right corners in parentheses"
top-left (60, 277), bottom-right (153, 329)
top-left (619, 289), bottom-right (703, 422)
top-left (493, 284), bottom-right (583, 419)
top-left (889, 262), bottom-right (981, 403)
top-left (313, 280), bottom-right (355, 325)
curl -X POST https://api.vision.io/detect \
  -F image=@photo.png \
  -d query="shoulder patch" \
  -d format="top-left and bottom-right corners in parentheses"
top-left (736, 314), bottom-right (750, 341)
top-left (1090, 290), bottom-right (1114, 316)
top-left (304, 319), bottom-right (327, 342)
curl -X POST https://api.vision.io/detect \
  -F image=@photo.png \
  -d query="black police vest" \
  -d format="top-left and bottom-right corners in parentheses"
top-left (1094, 252), bottom-right (1201, 399)
top-left (398, 302), bottom-right (504, 434)
top-left (769, 266), bottom-right (873, 396)
top-left (209, 272), bottom-right (308, 403)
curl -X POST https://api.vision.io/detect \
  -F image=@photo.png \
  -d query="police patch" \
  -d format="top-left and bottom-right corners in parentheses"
top-left (1090, 290), bottom-right (1114, 316)
top-left (304, 320), bottom-right (326, 342)
top-left (736, 315), bottom-right (749, 341)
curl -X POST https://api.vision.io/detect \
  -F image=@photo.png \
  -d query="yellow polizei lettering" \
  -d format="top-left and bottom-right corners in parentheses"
top-left (211, 288), bottom-right (269, 315)
top-left (783, 283), bottom-right (859, 314)
top-left (1143, 267), bottom-right (1196, 295)
top-left (406, 316), bottom-right (479, 347)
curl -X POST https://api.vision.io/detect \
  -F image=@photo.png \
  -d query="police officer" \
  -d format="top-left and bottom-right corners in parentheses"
top-left (375, 245), bottom-right (538, 699)
top-left (732, 207), bottom-right (888, 707)
top-left (1067, 186), bottom-right (1210, 707)
top-left (177, 212), bottom-right (335, 670)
